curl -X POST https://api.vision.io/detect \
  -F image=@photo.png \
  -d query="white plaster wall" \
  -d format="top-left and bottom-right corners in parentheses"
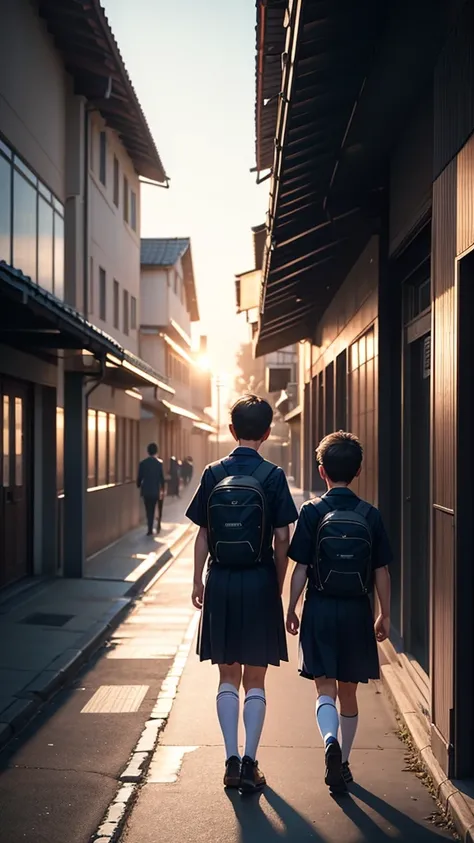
top-left (0, 0), bottom-right (67, 199)
top-left (140, 266), bottom-right (169, 325)
top-left (89, 113), bottom-right (141, 354)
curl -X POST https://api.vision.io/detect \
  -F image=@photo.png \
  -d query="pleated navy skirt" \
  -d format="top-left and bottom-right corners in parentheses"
top-left (197, 561), bottom-right (288, 667)
top-left (299, 589), bottom-right (380, 683)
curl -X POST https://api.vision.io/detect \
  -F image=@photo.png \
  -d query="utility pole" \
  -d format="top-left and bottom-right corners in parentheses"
top-left (215, 376), bottom-right (224, 460)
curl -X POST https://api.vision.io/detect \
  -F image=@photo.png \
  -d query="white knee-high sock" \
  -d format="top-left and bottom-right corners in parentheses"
top-left (216, 683), bottom-right (240, 760)
top-left (316, 695), bottom-right (339, 746)
top-left (243, 688), bottom-right (266, 760)
top-left (340, 713), bottom-right (358, 763)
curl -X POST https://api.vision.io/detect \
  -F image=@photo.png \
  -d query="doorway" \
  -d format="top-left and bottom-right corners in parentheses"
top-left (403, 278), bottom-right (431, 674)
top-left (0, 378), bottom-right (31, 588)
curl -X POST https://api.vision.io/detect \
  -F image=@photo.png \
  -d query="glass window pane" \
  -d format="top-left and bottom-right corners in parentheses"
top-left (15, 397), bottom-right (22, 486)
top-left (53, 196), bottom-right (64, 216)
top-left (108, 414), bottom-right (116, 484)
top-left (350, 341), bottom-right (358, 372)
top-left (113, 157), bottom-right (119, 207)
top-left (3, 396), bottom-right (10, 486)
top-left (87, 410), bottom-right (97, 488)
top-left (99, 268), bottom-right (106, 321)
top-left (366, 329), bottom-right (375, 361)
top-left (123, 289), bottom-right (129, 335)
top-left (0, 154), bottom-right (11, 263)
top-left (38, 197), bottom-right (53, 292)
top-left (53, 212), bottom-right (64, 299)
top-left (38, 181), bottom-right (52, 202)
top-left (131, 296), bottom-right (137, 330)
top-left (56, 406), bottom-right (64, 493)
top-left (123, 176), bottom-right (129, 223)
top-left (14, 157), bottom-right (37, 185)
top-left (113, 279), bottom-right (119, 329)
top-left (13, 170), bottom-right (37, 280)
top-left (0, 139), bottom-right (12, 159)
top-left (97, 411), bottom-right (107, 486)
top-left (131, 191), bottom-right (137, 231)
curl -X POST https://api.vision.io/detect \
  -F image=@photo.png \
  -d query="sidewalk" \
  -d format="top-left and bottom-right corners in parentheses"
top-left (0, 490), bottom-right (195, 749)
top-left (121, 600), bottom-right (454, 842)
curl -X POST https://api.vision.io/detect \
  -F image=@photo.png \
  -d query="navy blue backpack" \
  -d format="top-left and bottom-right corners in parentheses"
top-left (207, 460), bottom-right (276, 567)
top-left (311, 496), bottom-right (373, 597)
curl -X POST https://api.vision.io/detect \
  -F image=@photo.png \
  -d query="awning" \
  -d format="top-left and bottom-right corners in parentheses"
top-left (38, 0), bottom-right (167, 184)
top-left (0, 262), bottom-right (171, 391)
top-left (162, 400), bottom-right (201, 422)
top-left (285, 405), bottom-right (301, 423)
top-left (254, 0), bottom-right (458, 356)
top-left (193, 421), bottom-right (216, 434)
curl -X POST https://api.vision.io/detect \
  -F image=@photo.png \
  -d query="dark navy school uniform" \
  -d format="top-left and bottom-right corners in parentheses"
top-left (186, 447), bottom-right (298, 668)
top-left (289, 488), bottom-right (393, 684)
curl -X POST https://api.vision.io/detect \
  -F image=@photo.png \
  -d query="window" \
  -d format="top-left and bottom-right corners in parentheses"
top-left (38, 196), bottom-right (54, 292)
top-left (89, 256), bottom-right (94, 316)
top-left (3, 396), bottom-right (9, 486)
top-left (349, 327), bottom-right (377, 503)
top-left (0, 140), bottom-right (64, 297)
top-left (108, 415), bottom-right (116, 484)
top-left (131, 190), bottom-right (137, 231)
top-left (113, 279), bottom-right (119, 329)
top-left (99, 267), bottom-right (106, 321)
top-left (123, 176), bottom-right (129, 223)
top-left (97, 411), bottom-right (108, 486)
top-left (13, 169), bottom-right (37, 281)
top-left (56, 407), bottom-right (64, 494)
top-left (53, 212), bottom-right (64, 300)
top-left (0, 153), bottom-right (11, 263)
top-left (113, 156), bottom-right (119, 206)
top-left (99, 131), bottom-right (107, 185)
top-left (131, 296), bottom-right (137, 330)
top-left (88, 410), bottom-right (97, 487)
top-left (123, 289), bottom-right (129, 335)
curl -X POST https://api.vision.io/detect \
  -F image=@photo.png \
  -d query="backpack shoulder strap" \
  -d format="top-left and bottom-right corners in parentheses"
top-left (251, 459), bottom-right (277, 486)
top-left (312, 495), bottom-right (333, 515)
top-left (354, 500), bottom-right (371, 520)
top-left (208, 461), bottom-right (228, 485)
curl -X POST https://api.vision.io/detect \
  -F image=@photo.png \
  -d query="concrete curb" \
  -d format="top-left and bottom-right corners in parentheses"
top-left (0, 521), bottom-right (195, 752)
top-left (92, 611), bottom-right (200, 842)
top-left (381, 659), bottom-right (474, 842)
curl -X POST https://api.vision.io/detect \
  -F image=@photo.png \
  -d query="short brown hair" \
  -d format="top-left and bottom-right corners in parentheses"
top-left (316, 430), bottom-right (363, 484)
top-left (231, 394), bottom-right (273, 441)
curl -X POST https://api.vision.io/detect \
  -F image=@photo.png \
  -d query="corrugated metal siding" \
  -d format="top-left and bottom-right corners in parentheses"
top-left (431, 160), bottom-right (456, 756)
top-left (433, 0), bottom-right (474, 179)
top-left (389, 92), bottom-right (433, 255)
top-left (457, 133), bottom-right (474, 255)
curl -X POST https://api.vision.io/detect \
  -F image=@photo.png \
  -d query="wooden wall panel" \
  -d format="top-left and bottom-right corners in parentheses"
top-left (431, 159), bottom-right (456, 759)
top-left (457, 133), bottom-right (474, 255)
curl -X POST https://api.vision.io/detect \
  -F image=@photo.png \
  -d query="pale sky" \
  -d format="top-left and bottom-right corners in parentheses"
top-left (102, 0), bottom-right (267, 386)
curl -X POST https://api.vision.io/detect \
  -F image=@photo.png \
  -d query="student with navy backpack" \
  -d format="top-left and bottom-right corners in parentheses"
top-left (186, 395), bottom-right (298, 793)
top-left (286, 431), bottom-right (392, 794)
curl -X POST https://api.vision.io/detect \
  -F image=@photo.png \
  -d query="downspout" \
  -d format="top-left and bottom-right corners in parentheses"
top-left (83, 105), bottom-right (89, 319)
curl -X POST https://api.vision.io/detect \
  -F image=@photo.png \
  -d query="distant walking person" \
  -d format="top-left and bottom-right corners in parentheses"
top-left (169, 456), bottom-right (180, 498)
top-left (137, 443), bottom-right (165, 536)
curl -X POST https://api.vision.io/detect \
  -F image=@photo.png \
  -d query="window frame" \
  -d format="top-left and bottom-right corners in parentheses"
top-left (123, 175), bottom-right (129, 223)
top-left (113, 279), bottom-right (120, 329)
top-left (99, 267), bottom-right (106, 321)
top-left (131, 296), bottom-right (137, 331)
top-left (123, 289), bottom-right (129, 335)
top-left (99, 131), bottom-right (107, 186)
top-left (113, 155), bottom-right (119, 207)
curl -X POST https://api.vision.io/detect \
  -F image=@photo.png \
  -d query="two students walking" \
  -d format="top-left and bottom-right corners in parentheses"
top-left (186, 394), bottom-right (392, 795)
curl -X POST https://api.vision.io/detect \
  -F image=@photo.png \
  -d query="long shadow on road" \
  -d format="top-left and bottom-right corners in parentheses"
top-left (227, 787), bottom-right (328, 842)
top-left (226, 784), bottom-right (452, 842)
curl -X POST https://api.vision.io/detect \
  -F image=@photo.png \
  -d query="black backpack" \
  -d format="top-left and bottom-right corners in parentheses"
top-left (311, 496), bottom-right (373, 597)
top-left (207, 459), bottom-right (276, 567)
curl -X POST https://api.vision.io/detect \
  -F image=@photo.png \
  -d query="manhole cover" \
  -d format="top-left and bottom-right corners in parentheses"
top-left (21, 612), bottom-right (74, 627)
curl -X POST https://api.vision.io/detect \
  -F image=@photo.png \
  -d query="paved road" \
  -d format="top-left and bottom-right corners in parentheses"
top-left (0, 528), bottom-right (196, 843)
top-left (122, 622), bottom-right (454, 842)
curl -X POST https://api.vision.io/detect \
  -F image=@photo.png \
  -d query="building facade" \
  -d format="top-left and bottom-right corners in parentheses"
top-left (0, 0), bottom-right (170, 587)
top-left (252, 0), bottom-right (474, 787)
top-left (140, 238), bottom-right (213, 478)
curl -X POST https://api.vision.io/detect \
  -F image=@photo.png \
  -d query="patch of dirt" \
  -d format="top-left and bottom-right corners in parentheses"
top-left (396, 721), bottom-right (459, 838)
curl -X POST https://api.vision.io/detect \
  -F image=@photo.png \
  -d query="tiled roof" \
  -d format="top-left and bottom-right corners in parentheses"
top-left (140, 238), bottom-right (190, 267)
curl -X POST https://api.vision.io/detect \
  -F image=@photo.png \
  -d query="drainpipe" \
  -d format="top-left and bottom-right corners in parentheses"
top-left (83, 105), bottom-right (89, 319)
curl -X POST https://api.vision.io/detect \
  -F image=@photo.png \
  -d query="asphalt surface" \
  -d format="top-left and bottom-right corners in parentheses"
top-left (122, 620), bottom-right (454, 842)
top-left (0, 530), bottom-right (196, 843)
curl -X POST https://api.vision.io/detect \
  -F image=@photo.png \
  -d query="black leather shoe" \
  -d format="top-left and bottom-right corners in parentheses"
top-left (324, 740), bottom-right (347, 793)
top-left (223, 756), bottom-right (241, 788)
top-left (239, 755), bottom-right (266, 793)
top-left (341, 760), bottom-right (353, 784)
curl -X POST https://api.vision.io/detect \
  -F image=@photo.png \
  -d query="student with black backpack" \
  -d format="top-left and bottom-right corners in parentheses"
top-left (186, 395), bottom-right (298, 793)
top-left (286, 431), bottom-right (392, 794)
